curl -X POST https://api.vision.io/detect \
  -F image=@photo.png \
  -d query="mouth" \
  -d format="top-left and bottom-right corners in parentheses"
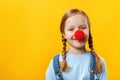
top-left (72, 38), bottom-right (85, 42)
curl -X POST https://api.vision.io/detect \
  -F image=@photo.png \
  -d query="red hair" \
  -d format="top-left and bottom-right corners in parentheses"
top-left (60, 9), bottom-right (102, 73)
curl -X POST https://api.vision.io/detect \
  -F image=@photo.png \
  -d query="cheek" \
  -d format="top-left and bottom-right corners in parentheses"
top-left (83, 30), bottom-right (89, 40)
top-left (66, 32), bottom-right (73, 38)
top-left (64, 31), bottom-right (72, 39)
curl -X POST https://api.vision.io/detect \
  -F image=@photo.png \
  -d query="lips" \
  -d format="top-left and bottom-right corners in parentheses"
top-left (74, 30), bottom-right (85, 41)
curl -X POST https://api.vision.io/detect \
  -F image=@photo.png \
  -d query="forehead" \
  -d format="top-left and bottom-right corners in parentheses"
top-left (65, 14), bottom-right (88, 28)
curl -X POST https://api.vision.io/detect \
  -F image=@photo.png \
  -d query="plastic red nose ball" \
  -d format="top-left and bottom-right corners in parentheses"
top-left (74, 30), bottom-right (85, 41)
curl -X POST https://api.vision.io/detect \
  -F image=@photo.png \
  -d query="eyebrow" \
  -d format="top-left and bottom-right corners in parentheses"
top-left (66, 24), bottom-right (87, 28)
top-left (79, 24), bottom-right (87, 27)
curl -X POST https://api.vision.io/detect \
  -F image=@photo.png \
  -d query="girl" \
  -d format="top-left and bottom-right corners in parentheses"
top-left (46, 9), bottom-right (107, 80)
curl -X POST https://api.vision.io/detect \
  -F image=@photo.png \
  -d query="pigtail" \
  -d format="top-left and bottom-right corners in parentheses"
top-left (60, 35), bottom-right (70, 72)
top-left (88, 32), bottom-right (102, 73)
top-left (59, 8), bottom-right (102, 73)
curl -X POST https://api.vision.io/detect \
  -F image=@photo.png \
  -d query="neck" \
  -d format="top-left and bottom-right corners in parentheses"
top-left (68, 46), bottom-right (87, 55)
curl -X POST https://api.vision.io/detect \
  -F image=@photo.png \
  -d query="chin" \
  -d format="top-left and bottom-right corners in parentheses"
top-left (70, 42), bottom-right (85, 49)
top-left (75, 45), bottom-right (85, 49)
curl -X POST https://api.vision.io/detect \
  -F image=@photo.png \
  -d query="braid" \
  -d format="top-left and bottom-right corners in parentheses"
top-left (61, 35), bottom-right (67, 56)
top-left (88, 32), bottom-right (102, 73)
top-left (60, 35), bottom-right (70, 72)
top-left (88, 32), bottom-right (94, 53)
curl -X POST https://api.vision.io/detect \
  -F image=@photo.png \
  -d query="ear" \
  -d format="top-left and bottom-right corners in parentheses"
top-left (62, 33), bottom-right (67, 39)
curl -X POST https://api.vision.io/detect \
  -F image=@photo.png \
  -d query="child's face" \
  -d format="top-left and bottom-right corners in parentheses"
top-left (63, 14), bottom-right (89, 49)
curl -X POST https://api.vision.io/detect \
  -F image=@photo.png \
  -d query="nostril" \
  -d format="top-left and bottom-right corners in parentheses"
top-left (74, 30), bottom-right (85, 41)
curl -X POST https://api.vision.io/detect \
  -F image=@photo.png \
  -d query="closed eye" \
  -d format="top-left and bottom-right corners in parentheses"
top-left (78, 25), bottom-right (87, 30)
top-left (68, 28), bottom-right (74, 31)
top-left (81, 27), bottom-right (86, 29)
top-left (80, 25), bottom-right (87, 29)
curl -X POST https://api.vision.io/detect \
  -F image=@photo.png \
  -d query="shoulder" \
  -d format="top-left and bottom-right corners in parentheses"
top-left (46, 54), bottom-right (61, 80)
top-left (47, 54), bottom-right (61, 69)
top-left (98, 54), bottom-right (106, 65)
top-left (96, 54), bottom-right (108, 80)
top-left (97, 54), bottom-right (107, 74)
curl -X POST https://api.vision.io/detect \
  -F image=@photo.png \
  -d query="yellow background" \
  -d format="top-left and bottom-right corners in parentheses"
top-left (0, 0), bottom-right (120, 80)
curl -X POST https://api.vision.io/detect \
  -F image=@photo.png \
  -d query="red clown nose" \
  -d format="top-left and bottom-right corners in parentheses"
top-left (74, 30), bottom-right (85, 41)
